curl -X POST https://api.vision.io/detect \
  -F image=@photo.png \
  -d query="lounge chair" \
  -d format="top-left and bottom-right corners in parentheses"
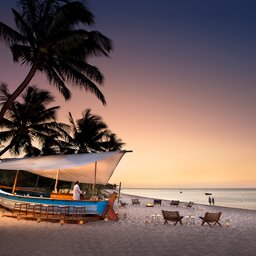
top-left (162, 210), bottom-right (183, 225)
top-left (199, 212), bottom-right (222, 227)
top-left (119, 200), bottom-right (128, 208)
top-left (131, 198), bottom-right (141, 205)
top-left (153, 199), bottom-right (162, 206)
top-left (170, 200), bottom-right (180, 207)
top-left (185, 201), bottom-right (194, 208)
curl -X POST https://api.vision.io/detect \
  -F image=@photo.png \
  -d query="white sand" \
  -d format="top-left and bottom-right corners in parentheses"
top-left (1, 193), bottom-right (256, 256)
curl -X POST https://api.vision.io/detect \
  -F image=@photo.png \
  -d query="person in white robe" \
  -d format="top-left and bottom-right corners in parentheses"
top-left (73, 181), bottom-right (82, 200)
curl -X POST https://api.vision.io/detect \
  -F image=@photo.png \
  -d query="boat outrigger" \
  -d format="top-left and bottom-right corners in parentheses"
top-left (0, 151), bottom-right (131, 222)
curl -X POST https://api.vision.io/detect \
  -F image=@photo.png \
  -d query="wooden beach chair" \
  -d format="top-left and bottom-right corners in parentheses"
top-left (170, 200), bottom-right (180, 207)
top-left (199, 212), bottom-right (222, 227)
top-left (162, 210), bottom-right (183, 225)
top-left (131, 198), bottom-right (141, 205)
top-left (185, 201), bottom-right (194, 208)
top-left (119, 200), bottom-right (128, 208)
top-left (153, 199), bottom-right (162, 206)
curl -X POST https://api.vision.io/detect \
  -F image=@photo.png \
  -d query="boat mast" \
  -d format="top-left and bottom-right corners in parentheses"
top-left (54, 169), bottom-right (60, 193)
top-left (12, 170), bottom-right (20, 194)
top-left (118, 182), bottom-right (122, 203)
top-left (92, 161), bottom-right (97, 195)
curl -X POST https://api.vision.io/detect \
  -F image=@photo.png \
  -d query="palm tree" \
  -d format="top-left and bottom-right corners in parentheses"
top-left (68, 109), bottom-right (125, 153)
top-left (0, 84), bottom-right (70, 157)
top-left (101, 131), bottom-right (125, 151)
top-left (0, 0), bottom-right (112, 119)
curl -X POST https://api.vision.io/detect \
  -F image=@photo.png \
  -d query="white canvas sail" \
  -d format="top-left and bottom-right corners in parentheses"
top-left (0, 151), bottom-right (129, 184)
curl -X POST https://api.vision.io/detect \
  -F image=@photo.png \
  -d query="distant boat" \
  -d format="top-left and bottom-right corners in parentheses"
top-left (204, 189), bottom-right (212, 195)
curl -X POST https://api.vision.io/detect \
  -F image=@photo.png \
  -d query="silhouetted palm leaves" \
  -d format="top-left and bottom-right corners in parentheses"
top-left (0, 0), bottom-right (112, 119)
top-left (0, 85), bottom-right (70, 156)
top-left (68, 109), bottom-right (125, 153)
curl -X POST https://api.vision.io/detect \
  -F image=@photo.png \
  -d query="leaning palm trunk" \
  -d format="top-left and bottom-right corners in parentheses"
top-left (0, 1), bottom-right (112, 120)
top-left (0, 144), bottom-right (13, 157)
top-left (0, 64), bottom-right (37, 120)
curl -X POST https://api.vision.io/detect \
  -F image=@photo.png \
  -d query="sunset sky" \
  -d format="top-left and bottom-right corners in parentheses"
top-left (0, 0), bottom-right (256, 188)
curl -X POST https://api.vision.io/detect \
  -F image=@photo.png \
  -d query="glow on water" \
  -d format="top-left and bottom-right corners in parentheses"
top-left (121, 188), bottom-right (256, 210)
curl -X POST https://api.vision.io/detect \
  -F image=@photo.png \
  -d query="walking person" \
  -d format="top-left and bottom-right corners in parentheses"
top-left (212, 197), bottom-right (215, 205)
top-left (208, 196), bottom-right (212, 205)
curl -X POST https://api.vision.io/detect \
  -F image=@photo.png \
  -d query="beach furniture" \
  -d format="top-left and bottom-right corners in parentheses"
top-left (162, 210), bottom-right (183, 225)
top-left (119, 200), bottom-right (128, 208)
top-left (170, 200), bottom-right (180, 207)
top-left (11, 202), bottom-right (87, 223)
top-left (185, 201), bottom-right (194, 208)
top-left (153, 199), bottom-right (162, 206)
top-left (151, 213), bottom-right (162, 223)
top-left (184, 215), bottom-right (196, 226)
top-left (199, 212), bottom-right (222, 227)
top-left (131, 198), bottom-right (141, 205)
top-left (102, 192), bottom-right (119, 221)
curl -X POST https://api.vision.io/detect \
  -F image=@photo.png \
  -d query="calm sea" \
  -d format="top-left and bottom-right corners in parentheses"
top-left (121, 188), bottom-right (256, 210)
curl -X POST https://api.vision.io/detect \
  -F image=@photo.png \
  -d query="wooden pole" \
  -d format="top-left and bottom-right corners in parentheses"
top-left (118, 182), bottom-right (122, 204)
top-left (35, 176), bottom-right (40, 188)
top-left (54, 169), bottom-right (60, 193)
top-left (92, 162), bottom-right (97, 196)
top-left (12, 170), bottom-right (20, 194)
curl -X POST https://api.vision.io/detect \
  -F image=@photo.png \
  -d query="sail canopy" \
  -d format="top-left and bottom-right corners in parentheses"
top-left (0, 151), bottom-right (129, 184)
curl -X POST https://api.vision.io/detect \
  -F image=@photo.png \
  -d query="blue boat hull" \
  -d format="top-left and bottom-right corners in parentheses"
top-left (0, 189), bottom-right (107, 215)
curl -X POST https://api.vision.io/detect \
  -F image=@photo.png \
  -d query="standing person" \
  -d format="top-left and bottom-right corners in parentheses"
top-left (212, 197), bottom-right (215, 205)
top-left (208, 196), bottom-right (212, 205)
top-left (73, 181), bottom-right (82, 200)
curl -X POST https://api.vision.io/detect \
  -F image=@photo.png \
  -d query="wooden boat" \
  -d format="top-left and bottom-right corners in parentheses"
top-left (0, 151), bottom-right (131, 219)
top-left (0, 188), bottom-right (108, 215)
top-left (205, 193), bottom-right (212, 195)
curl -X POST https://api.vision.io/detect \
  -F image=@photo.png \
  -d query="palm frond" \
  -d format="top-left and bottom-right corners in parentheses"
top-left (58, 61), bottom-right (106, 104)
top-left (0, 82), bottom-right (11, 106)
top-left (10, 44), bottom-right (33, 62)
top-left (65, 57), bottom-right (104, 84)
top-left (0, 21), bottom-right (24, 45)
top-left (17, 0), bottom-right (41, 31)
top-left (43, 65), bottom-right (71, 99)
top-left (11, 8), bottom-right (35, 46)
top-left (83, 31), bottom-right (112, 57)
top-left (48, 1), bottom-right (94, 35)
top-left (0, 130), bottom-right (17, 142)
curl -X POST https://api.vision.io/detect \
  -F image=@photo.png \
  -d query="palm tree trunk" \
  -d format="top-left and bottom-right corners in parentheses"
top-left (0, 144), bottom-right (13, 156)
top-left (0, 64), bottom-right (37, 120)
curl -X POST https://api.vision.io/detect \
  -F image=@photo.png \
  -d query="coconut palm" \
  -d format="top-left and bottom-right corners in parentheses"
top-left (101, 131), bottom-right (125, 151)
top-left (0, 84), bottom-right (70, 157)
top-left (0, 0), bottom-right (112, 119)
top-left (68, 109), bottom-right (125, 153)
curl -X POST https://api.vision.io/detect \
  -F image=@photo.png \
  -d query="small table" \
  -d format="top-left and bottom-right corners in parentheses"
top-left (184, 215), bottom-right (196, 226)
top-left (151, 213), bottom-right (162, 223)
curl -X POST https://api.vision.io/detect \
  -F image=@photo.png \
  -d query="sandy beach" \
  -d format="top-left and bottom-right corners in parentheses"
top-left (1, 193), bottom-right (256, 256)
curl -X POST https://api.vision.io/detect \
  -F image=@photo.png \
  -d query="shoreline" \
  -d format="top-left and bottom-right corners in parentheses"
top-left (1, 193), bottom-right (256, 255)
top-left (120, 187), bottom-right (256, 211)
top-left (120, 191), bottom-right (256, 212)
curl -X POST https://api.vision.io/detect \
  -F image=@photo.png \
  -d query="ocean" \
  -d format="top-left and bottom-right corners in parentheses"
top-left (121, 188), bottom-right (256, 210)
